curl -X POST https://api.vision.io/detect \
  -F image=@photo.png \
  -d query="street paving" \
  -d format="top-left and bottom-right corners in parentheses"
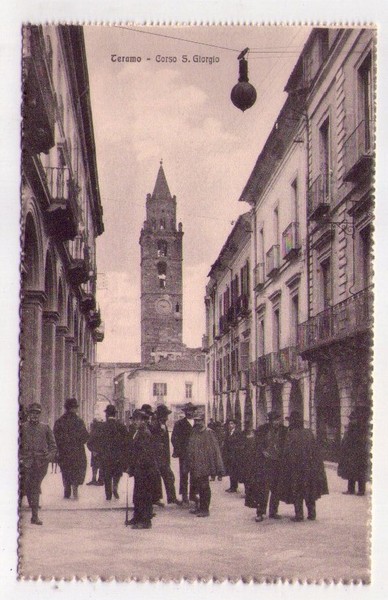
top-left (18, 458), bottom-right (370, 581)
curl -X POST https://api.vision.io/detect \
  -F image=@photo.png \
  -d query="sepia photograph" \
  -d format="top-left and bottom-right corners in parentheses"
top-left (18, 23), bottom-right (374, 582)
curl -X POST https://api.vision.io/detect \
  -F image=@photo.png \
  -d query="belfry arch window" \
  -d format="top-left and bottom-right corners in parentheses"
top-left (160, 218), bottom-right (166, 230)
top-left (157, 262), bottom-right (167, 288)
top-left (157, 240), bottom-right (168, 257)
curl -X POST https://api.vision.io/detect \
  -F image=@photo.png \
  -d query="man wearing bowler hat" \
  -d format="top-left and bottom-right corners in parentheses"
top-left (54, 398), bottom-right (89, 500)
top-left (152, 404), bottom-right (181, 505)
top-left (171, 402), bottom-right (197, 506)
top-left (254, 410), bottom-right (287, 522)
top-left (88, 404), bottom-right (129, 500)
top-left (20, 403), bottom-right (57, 525)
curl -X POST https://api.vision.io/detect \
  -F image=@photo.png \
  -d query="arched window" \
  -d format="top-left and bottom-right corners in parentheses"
top-left (160, 218), bottom-right (166, 230)
top-left (157, 240), bottom-right (168, 257)
top-left (157, 262), bottom-right (167, 288)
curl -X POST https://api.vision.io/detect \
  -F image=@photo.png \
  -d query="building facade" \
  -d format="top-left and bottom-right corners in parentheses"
top-left (21, 25), bottom-right (104, 427)
top-left (204, 214), bottom-right (253, 428)
top-left (296, 28), bottom-right (374, 460)
top-left (96, 362), bottom-right (140, 419)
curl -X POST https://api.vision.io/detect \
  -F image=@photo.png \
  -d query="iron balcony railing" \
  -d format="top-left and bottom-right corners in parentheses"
top-left (282, 221), bottom-right (300, 260)
top-left (254, 262), bottom-right (265, 290)
top-left (307, 172), bottom-right (331, 220)
top-left (256, 347), bottom-right (306, 381)
top-left (298, 287), bottom-right (373, 354)
top-left (266, 244), bottom-right (280, 278)
top-left (44, 166), bottom-right (79, 241)
top-left (343, 119), bottom-right (374, 182)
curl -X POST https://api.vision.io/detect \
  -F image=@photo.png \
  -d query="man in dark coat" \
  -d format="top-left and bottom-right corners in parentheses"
top-left (127, 409), bottom-right (160, 529)
top-left (87, 404), bottom-right (129, 500)
top-left (140, 403), bottom-right (164, 506)
top-left (237, 425), bottom-right (265, 510)
top-left (171, 402), bottom-right (197, 506)
top-left (255, 410), bottom-right (288, 521)
top-left (187, 413), bottom-right (225, 517)
top-left (87, 419), bottom-right (104, 486)
top-left (20, 403), bottom-right (57, 525)
top-left (151, 404), bottom-right (181, 505)
top-left (222, 418), bottom-right (244, 493)
top-left (54, 398), bottom-right (89, 500)
top-left (279, 410), bottom-right (329, 521)
top-left (338, 407), bottom-right (370, 496)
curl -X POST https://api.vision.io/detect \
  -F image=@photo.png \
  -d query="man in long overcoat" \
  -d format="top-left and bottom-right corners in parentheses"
top-left (338, 407), bottom-right (370, 496)
top-left (222, 418), bottom-right (244, 493)
top-left (20, 403), bottom-right (57, 525)
top-left (278, 410), bottom-right (329, 521)
top-left (255, 410), bottom-right (288, 521)
top-left (187, 413), bottom-right (225, 517)
top-left (54, 398), bottom-right (89, 500)
top-left (127, 409), bottom-right (160, 529)
top-left (87, 404), bottom-right (129, 500)
top-left (171, 402), bottom-right (197, 506)
top-left (151, 404), bottom-right (180, 505)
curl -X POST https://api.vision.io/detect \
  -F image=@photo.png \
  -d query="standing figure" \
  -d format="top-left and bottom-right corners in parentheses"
top-left (87, 404), bottom-right (129, 500)
top-left (222, 418), bottom-right (244, 493)
top-left (338, 407), bottom-right (371, 496)
top-left (238, 426), bottom-right (265, 510)
top-left (127, 409), bottom-right (160, 529)
top-left (171, 402), bottom-right (197, 506)
top-left (86, 419), bottom-right (104, 486)
top-left (187, 413), bottom-right (225, 517)
top-left (151, 405), bottom-right (181, 505)
top-left (54, 398), bottom-right (89, 500)
top-left (255, 411), bottom-right (288, 521)
top-left (279, 411), bottom-right (329, 521)
top-left (20, 403), bottom-right (57, 525)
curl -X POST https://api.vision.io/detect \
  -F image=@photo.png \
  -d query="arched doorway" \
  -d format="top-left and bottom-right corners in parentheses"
top-left (234, 396), bottom-right (242, 429)
top-left (226, 395), bottom-right (232, 420)
top-left (271, 382), bottom-right (283, 415)
top-left (289, 380), bottom-right (304, 417)
top-left (315, 364), bottom-right (341, 461)
top-left (244, 393), bottom-right (253, 431)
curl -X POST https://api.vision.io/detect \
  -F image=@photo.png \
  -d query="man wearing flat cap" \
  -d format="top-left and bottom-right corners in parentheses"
top-left (171, 402), bottom-right (197, 506)
top-left (20, 403), bottom-right (57, 525)
top-left (54, 398), bottom-right (89, 500)
top-left (87, 404), bottom-right (129, 500)
top-left (151, 405), bottom-right (181, 505)
top-left (254, 410), bottom-right (287, 522)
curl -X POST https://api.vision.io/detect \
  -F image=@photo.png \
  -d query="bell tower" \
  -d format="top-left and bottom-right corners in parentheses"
top-left (139, 161), bottom-right (184, 365)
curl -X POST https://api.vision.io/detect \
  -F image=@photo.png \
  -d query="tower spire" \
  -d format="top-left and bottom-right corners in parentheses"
top-left (152, 160), bottom-right (172, 200)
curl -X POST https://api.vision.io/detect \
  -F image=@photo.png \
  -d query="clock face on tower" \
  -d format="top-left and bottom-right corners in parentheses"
top-left (155, 297), bottom-right (172, 315)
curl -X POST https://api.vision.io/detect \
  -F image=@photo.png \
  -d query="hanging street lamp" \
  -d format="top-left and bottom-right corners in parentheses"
top-left (230, 48), bottom-right (257, 112)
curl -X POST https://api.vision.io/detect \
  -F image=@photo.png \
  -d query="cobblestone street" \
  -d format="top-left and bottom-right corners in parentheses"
top-left (19, 458), bottom-right (370, 581)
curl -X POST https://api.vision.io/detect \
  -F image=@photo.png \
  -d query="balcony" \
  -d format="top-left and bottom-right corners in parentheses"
top-left (227, 305), bottom-right (237, 325)
top-left (308, 173), bottom-right (331, 220)
top-left (256, 347), bottom-right (305, 381)
top-left (88, 308), bottom-right (101, 329)
top-left (343, 120), bottom-right (374, 183)
top-left (68, 236), bottom-right (90, 286)
top-left (44, 167), bottom-right (79, 241)
top-left (219, 315), bottom-right (230, 336)
top-left (92, 323), bottom-right (105, 343)
top-left (257, 353), bottom-right (281, 380)
top-left (266, 245), bottom-right (280, 278)
top-left (254, 262), bottom-right (265, 290)
top-left (282, 222), bottom-right (300, 260)
top-left (23, 26), bottom-right (55, 154)
top-left (80, 290), bottom-right (96, 313)
top-left (298, 287), bottom-right (373, 355)
top-left (201, 334), bottom-right (209, 353)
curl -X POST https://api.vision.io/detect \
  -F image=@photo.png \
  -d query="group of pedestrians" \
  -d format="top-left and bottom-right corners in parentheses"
top-left (19, 397), bottom-right (370, 529)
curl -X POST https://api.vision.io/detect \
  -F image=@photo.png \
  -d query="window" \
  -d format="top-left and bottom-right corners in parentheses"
top-left (257, 316), bottom-right (265, 357)
top-left (358, 53), bottom-right (373, 151)
top-left (291, 294), bottom-right (299, 346)
top-left (153, 383), bottom-right (167, 396)
top-left (321, 258), bottom-right (331, 310)
top-left (157, 240), bottom-right (168, 257)
top-left (185, 382), bottom-right (193, 399)
top-left (319, 118), bottom-right (330, 194)
top-left (160, 218), bottom-right (166, 230)
top-left (273, 308), bottom-right (281, 352)
top-left (157, 262), bottom-right (167, 288)
top-left (360, 226), bottom-right (372, 288)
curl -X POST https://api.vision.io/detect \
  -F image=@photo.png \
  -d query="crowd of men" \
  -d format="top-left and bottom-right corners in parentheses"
top-left (19, 399), bottom-right (370, 529)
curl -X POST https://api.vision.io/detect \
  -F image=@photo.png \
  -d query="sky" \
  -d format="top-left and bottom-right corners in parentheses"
top-left (84, 25), bottom-right (311, 362)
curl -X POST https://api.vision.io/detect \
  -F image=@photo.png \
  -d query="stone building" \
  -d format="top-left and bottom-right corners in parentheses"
top-left (96, 362), bottom-right (140, 419)
top-left (238, 76), bottom-right (309, 428)
top-left (204, 213), bottom-right (253, 428)
top-left (295, 28), bottom-right (374, 460)
top-left (21, 25), bottom-right (104, 427)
